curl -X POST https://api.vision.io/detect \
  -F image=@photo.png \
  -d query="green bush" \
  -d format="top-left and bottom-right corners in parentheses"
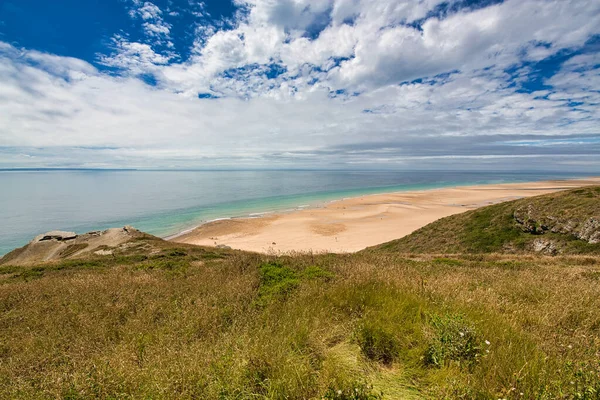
top-left (258, 262), bottom-right (300, 304)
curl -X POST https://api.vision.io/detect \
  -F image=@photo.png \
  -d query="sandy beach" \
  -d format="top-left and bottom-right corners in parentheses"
top-left (171, 177), bottom-right (600, 253)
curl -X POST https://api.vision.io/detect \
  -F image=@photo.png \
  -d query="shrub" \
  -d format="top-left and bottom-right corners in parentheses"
top-left (357, 323), bottom-right (398, 365)
top-left (258, 262), bottom-right (299, 304)
top-left (424, 313), bottom-right (481, 368)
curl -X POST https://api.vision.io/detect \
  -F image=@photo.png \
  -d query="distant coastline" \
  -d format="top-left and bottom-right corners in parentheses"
top-left (0, 168), bottom-right (140, 172)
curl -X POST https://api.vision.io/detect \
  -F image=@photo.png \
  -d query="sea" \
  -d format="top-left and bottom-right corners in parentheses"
top-left (0, 169), bottom-right (588, 256)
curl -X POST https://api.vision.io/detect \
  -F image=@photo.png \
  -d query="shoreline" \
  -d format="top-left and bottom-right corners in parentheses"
top-left (163, 180), bottom-right (507, 241)
top-left (170, 176), bottom-right (600, 253)
top-left (162, 175), bottom-right (587, 241)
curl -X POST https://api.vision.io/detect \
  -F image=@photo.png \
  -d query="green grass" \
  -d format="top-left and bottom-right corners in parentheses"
top-left (257, 261), bottom-right (301, 304)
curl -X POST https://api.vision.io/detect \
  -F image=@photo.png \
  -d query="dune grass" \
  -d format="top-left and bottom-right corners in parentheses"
top-left (1, 239), bottom-right (600, 399)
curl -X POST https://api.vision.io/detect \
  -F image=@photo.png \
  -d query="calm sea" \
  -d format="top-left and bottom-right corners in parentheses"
top-left (0, 170), bottom-right (585, 256)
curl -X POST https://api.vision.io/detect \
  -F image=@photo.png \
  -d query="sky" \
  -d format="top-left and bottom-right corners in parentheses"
top-left (0, 0), bottom-right (599, 171)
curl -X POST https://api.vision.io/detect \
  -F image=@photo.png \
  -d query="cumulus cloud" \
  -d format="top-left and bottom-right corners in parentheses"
top-left (129, 0), bottom-right (172, 39)
top-left (101, 0), bottom-right (175, 74)
top-left (0, 0), bottom-right (599, 170)
top-left (98, 0), bottom-right (600, 98)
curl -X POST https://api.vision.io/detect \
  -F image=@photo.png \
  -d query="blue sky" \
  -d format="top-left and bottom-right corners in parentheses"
top-left (0, 0), bottom-right (599, 170)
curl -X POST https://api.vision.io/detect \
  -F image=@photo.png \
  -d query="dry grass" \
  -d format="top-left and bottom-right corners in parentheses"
top-left (1, 241), bottom-right (599, 399)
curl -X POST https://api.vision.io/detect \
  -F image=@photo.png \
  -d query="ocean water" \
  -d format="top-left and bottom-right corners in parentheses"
top-left (0, 169), bottom-right (585, 256)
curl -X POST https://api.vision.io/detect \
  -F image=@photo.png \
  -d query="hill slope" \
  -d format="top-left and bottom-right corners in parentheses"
top-left (372, 186), bottom-right (600, 255)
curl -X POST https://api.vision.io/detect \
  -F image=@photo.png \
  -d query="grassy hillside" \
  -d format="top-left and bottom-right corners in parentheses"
top-left (1, 189), bottom-right (600, 399)
top-left (1, 238), bottom-right (600, 398)
top-left (373, 186), bottom-right (600, 255)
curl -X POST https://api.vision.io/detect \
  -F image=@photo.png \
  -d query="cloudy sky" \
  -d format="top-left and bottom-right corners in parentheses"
top-left (0, 0), bottom-right (599, 170)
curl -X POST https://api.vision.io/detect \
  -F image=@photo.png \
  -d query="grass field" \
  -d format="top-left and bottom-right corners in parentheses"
top-left (1, 188), bottom-right (599, 399)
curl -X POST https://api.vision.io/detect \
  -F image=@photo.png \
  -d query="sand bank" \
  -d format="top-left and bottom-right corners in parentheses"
top-left (171, 177), bottom-right (600, 253)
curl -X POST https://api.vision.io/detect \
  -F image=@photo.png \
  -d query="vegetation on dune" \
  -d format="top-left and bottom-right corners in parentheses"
top-left (0, 188), bottom-right (599, 398)
top-left (373, 186), bottom-right (600, 255)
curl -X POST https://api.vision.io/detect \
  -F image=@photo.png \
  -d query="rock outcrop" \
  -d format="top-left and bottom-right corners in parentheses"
top-left (531, 238), bottom-right (559, 255)
top-left (578, 218), bottom-right (600, 244)
top-left (0, 226), bottom-right (145, 266)
top-left (513, 205), bottom-right (600, 244)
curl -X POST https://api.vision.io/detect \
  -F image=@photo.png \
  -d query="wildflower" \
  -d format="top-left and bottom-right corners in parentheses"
top-left (337, 390), bottom-right (342, 395)
top-left (567, 344), bottom-right (573, 349)
top-left (485, 340), bottom-right (491, 345)
top-left (459, 332), bottom-right (465, 337)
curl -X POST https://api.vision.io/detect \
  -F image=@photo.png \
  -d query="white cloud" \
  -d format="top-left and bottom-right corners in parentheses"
top-left (330, 0), bottom-right (600, 89)
top-left (136, 2), bottom-right (162, 20)
top-left (0, 0), bottom-right (599, 169)
top-left (125, 1), bottom-right (173, 45)
top-left (99, 36), bottom-right (175, 74)
top-left (143, 22), bottom-right (171, 37)
top-left (100, 0), bottom-right (600, 98)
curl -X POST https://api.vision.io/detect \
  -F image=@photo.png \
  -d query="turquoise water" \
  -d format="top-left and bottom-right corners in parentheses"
top-left (0, 170), bottom-right (586, 256)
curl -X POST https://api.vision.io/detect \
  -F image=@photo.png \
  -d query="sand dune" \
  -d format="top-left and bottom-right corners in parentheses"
top-left (172, 177), bottom-right (600, 253)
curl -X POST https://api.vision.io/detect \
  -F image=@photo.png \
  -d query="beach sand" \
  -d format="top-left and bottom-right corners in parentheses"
top-left (171, 177), bottom-right (600, 253)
